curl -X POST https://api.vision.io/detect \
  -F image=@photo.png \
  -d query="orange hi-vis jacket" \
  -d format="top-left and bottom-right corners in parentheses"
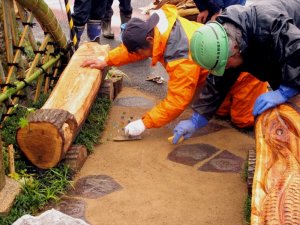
top-left (106, 5), bottom-right (208, 128)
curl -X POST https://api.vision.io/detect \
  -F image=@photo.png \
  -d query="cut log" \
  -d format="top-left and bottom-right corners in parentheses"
top-left (17, 43), bottom-right (109, 169)
top-left (251, 94), bottom-right (300, 225)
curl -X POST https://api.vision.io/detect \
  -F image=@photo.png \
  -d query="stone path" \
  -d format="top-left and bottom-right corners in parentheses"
top-left (48, 87), bottom-right (253, 225)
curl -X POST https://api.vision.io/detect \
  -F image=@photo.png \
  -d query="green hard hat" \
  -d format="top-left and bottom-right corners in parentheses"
top-left (190, 21), bottom-right (229, 76)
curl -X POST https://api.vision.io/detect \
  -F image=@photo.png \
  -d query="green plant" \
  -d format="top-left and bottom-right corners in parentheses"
top-left (74, 97), bottom-right (111, 152)
top-left (244, 195), bottom-right (251, 224)
top-left (0, 95), bottom-right (111, 224)
top-left (0, 165), bottom-right (72, 225)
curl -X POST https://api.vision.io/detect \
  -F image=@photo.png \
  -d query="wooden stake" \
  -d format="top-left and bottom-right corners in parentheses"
top-left (7, 145), bottom-right (15, 175)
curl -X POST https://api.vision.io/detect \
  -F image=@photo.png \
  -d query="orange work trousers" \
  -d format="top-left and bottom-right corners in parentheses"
top-left (217, 72), bottom-right (268, 128)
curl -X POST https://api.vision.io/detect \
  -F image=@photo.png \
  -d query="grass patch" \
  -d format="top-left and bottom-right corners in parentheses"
top-left (74, 97), bottom-right (111, 152)
top-left (0, 95), bottom-right (111, 224)
top-left (244, 194), bottom-right (251, 224)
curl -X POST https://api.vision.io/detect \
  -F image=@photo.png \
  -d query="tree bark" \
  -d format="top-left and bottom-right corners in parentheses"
top-left (17, 43), bottom-right (109, 169)
top-left (0, 136), bottom-right (5, 191)
top-left (251, 94), bottom-right (300, 225)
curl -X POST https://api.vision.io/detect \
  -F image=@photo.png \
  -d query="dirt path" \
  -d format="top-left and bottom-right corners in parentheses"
top-left (54, 87), bottom-right (253, 225)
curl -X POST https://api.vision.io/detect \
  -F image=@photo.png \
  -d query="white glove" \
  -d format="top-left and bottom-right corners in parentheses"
top-left (124, 119), bottom-right (146, 136)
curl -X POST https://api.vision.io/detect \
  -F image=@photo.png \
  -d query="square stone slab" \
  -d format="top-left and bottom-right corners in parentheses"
top-left (198, 150), bottom-right (244, 173)
top-left (168, 144), bottom-right (220, 166)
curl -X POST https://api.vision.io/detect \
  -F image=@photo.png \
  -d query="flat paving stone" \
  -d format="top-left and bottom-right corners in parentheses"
top-left (70, 175), bottom-right (122, 199)
top-left (54, 198), bottom-right (87, 222)
top-left (114, 97), bottom-right (155, 108)
top-left (193, 122), bottom-right (227, 137)
top-left (198, 150), bottom-right (244, 173)
top-left (168, 144), bottom-right (220, 166)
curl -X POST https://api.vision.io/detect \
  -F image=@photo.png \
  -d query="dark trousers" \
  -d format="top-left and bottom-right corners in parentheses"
top-left (72, 0), bottom-right (108, 26)
top-left (103, 0), bottom-right (132, 21)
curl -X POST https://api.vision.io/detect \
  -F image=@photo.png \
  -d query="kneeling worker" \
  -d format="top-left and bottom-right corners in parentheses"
top-left (81, 4), bottom-right (267, 138)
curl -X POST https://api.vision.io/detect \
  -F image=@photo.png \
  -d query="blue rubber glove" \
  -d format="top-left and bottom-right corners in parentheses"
top-left (253, 85), bottom-right (299, 116)
top-left (173, 112), bottom-right (208, 144)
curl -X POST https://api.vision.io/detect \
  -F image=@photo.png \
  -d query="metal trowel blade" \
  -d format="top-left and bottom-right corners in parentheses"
top-left (113, 135), bottom-right (142, 141)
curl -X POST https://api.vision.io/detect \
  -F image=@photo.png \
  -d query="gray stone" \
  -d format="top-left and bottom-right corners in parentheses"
top-left (114, 97), bottom-right (155, 108)
top-left (0, 177), bottom-right (21, 216)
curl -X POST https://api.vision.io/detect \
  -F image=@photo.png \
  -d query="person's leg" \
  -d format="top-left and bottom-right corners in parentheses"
top-left (87, 0), bottom-right (108, 42)
top-left (102, 0), bottom-right (115, 39)
top-left (229, 72), bottom-right (268, 128)
top-left (72, 0), bottom-right (92, 43)
top-left (119, 0), bottom-right (132, 24)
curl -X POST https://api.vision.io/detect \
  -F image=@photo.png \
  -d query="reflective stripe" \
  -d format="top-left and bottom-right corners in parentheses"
top-left (164, 20), bottom-right (189, 62)
top-left (151, 8), bottom-right (169, 34)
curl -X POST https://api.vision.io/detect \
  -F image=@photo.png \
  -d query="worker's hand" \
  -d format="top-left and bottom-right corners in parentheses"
top-left (197, 10), bottom-right (209, 23)
top-left (125, 119), bottom-right (146, 136)
top-left (172, 112), bottom-right (208, 144)
top-left (81, 57), bottom-right (108, 70)
top-left (253, 85), bottom-right (299, 116)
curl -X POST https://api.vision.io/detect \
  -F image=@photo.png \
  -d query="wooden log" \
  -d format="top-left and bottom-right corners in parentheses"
top-left (251, 94), bottom-right (300, 225)
top-left (17, 43), bottom-right (109, 169)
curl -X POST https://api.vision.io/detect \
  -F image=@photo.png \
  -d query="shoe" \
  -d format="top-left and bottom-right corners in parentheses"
top-left (102, 20), bottom-right (114, 39)
top-left (87, 20), bottom-right (101, 43)
top-left (73, 25), bottom-right (85, 46)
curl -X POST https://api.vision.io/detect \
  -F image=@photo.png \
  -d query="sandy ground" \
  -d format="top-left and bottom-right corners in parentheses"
top-left (71, 87), bottom-right (253, 225)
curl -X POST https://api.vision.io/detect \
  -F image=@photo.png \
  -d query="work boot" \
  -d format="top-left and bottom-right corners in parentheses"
top-left (74, 25), bottom-right (85, 46)
top-left (87, 20), bottom-right (101, 43)
top-left (102, 20), bottom-right (114, 39)
top-left (120, 12), bottom-right (131, 25)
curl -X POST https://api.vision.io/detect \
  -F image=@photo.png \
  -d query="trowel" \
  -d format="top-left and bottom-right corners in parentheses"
top-left (113, 134), bottom-right (142, 141)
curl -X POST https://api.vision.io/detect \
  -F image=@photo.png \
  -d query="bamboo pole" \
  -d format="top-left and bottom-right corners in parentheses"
top-left (25, 34), bottom-right (51, 78)
top-left (2, 0), bottom-right (14, 66)
top-left (4, 14), bottom-right (34, 89)
top-left (8, 0), bottom-right (18, 47)
top-left (17, 0), bottom-right (68, 49)
top-left (0, 55), bottom-right (60, 103)
top-left (15, 2), bottom-right (38, 51)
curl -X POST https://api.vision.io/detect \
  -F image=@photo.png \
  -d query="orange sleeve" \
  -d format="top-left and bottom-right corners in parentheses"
top-left (142, 59), bottom-right (201, 128)
top-left (106, 44), bottom-right (147, 66)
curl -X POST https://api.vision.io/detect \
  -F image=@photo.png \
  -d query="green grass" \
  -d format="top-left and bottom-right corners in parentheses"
top-left (74, 97), bottom-right (111, 152)
top-left (0, 95), bottom-right (111, 224)
top-left (244, 194), bottom-right (251, 224)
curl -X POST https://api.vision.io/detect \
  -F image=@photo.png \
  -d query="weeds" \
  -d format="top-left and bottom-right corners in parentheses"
top-left (0, 95), bottom-right (111, 224)
top-left (74, 97), bottom-right (111, 152)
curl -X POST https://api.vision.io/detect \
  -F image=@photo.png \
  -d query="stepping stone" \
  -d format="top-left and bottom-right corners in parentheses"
top-left (198, 150), bottom-right (244, 173)
top-left (69, 175), bottom-right (122, 199)
top-left (114, 97), bottom-right (154, 108)
top-left (168, 144), bottom-right (220, 166)
top-left (54, 198), bottom-right (87, 222)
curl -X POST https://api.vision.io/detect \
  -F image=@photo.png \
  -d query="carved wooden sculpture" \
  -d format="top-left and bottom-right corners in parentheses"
top-left (251, 95), bottom-right (300, 225)
top-left (17, 43), bottom-right (109, 169)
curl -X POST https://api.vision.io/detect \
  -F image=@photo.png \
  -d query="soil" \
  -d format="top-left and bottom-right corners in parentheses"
top-left (59, 87), bottom-right (254, 225)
